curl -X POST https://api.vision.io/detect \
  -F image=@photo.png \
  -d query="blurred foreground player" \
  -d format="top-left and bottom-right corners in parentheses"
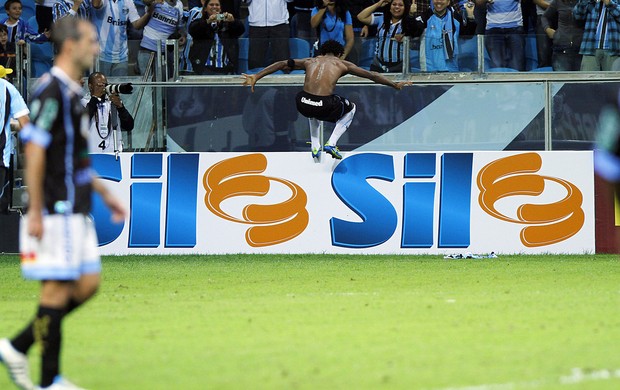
top-left (595, 91), bottom-right (620, 197)
top-left (0, 18), bottom-right (126, 390)
top-left (241, 39), bottom-right (411, 159)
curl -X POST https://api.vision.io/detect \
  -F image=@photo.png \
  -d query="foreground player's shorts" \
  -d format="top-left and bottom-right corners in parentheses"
top-left (20, 214), bottom-right (101, 280)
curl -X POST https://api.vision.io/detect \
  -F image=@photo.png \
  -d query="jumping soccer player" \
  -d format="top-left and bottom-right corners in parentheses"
top-left (241, 39), bottom-right (411, 159)
top-left (0, 18), bottom-right (125, 390)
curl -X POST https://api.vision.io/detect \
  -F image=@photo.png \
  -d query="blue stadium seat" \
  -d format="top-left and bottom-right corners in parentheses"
top-left (408, 37), bottom-right (421, 72)
top-left (481, 46), bottom-right (493, 71)
top-left (238, 37), bottom-right (249, 74)
top-left (241, 18), bottom-right (249, 38)
top-left (289, 38), bottom-right (311, 59)
top-left (525, 35), bottom-right (538, 71)
top-left (530, 66), bottom-right (553, 72)
top-left (359, 38), bottom-right (376, 70)
top-left (27, 16), bottom-right (53, 77)
top-left (21, 2), bottom-right (35, 21)
top-left (488, 67), bottom-right (519, 72)
top-left (457, 37), bottom-right (477, 72)
top-left (245, 67), bottom-right (283, 75)
top-left (289, 14), bottom-right (299, 38)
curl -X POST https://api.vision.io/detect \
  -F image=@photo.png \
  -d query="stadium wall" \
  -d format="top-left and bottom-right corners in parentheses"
top-left (92, 151), bottom-right (595, 255)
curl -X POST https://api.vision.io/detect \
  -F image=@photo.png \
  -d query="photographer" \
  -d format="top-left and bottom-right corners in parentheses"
top-left (189, 0), bottom-right (245, 75)
top-left (82, 72), bottom-right (134, 153)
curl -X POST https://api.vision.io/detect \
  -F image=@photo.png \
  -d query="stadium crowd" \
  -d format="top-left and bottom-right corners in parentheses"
top-left (0, 0), bottom-right (618, 79)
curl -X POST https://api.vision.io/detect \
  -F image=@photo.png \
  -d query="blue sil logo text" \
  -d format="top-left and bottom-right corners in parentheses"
top-left (329, 153), bottom-right (473, 249)
top-left (91, 154), bottom-right (199, 248)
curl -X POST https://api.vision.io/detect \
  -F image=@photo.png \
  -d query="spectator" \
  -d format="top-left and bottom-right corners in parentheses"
top-left (311, 0), bottom-right (354, 59)
top-left (573, 0), bottom-right (620, 71)
top-left (542, 0), bottom-right (583, 70)
top-left (35, 1), bottom-right (55, 34)
top-left (53, 0), bottom-right (93, 21)
top-left (0, 25), bottom-right (16, 69)
top-left (476, 0), bottom-right (526, 70)
top-left (180, 0), bottom-right (206, 73)
top-left (91, 0), bottom-right (152, 76)
top-left (138, 0), bottom-right (185, 76)
top-left (417, 0), bottom-right (476, 71)
top-left (357, 0), bottom-right (421, 72)
top-left (189, 0), bottom-right (245, 74)
top-left (244, 0), bottom-right (291, 70)
top-left (292, 0), bottom-right (317, 40)
top-left (534, 0), bottom-right (553, 67)
top-left (1, 0), bottom-right (49, 45)
top-left (82, 72), bottom-right (134, 153)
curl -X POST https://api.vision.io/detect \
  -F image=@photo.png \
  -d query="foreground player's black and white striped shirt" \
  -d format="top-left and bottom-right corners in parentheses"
top-left (20, 66), bottom-right (93, 215)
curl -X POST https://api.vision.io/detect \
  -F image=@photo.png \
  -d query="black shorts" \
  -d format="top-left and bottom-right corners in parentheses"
top-left (295, 91), bottom-right (354, 123)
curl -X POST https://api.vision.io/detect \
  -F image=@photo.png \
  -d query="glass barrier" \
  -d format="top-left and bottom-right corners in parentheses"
top-left (165, 80), bottom-right (610, 153)
top-left (166, 83), bottom-right (550, 153)
top-left (550, 81), bottom-right (620, 151)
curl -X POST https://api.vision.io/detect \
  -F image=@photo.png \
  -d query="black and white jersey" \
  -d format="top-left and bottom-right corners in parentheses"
top-left (20, 67), bottom-right (93, 215)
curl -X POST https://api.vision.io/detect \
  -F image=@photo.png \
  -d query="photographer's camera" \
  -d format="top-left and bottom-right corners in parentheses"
top-left (104, 83), bottom-right (133, 95)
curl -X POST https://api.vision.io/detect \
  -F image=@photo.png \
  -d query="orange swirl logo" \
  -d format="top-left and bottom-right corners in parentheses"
top-left (477, 153), bottom-right (584, 247)
top-left (203, 154), bottom-right (309, 247)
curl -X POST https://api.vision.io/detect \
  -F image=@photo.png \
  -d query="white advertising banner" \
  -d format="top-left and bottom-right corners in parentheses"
top-left (91, 151), bottom-right (595, 255)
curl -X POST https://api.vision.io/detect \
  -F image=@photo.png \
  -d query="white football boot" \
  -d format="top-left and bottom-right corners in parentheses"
top-left (0, 338), bottom-right (34, 390)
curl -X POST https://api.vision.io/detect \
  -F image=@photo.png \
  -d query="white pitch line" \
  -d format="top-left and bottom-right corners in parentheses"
top-left (431, 367), bottom-right (620, 390)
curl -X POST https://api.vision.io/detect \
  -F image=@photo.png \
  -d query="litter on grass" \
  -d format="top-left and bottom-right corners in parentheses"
top-left (444, 252), bottom-right (498, 259)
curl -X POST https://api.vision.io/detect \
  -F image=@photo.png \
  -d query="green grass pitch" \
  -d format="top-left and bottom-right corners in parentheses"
top-left (1, 254), bottom-right (619, 389)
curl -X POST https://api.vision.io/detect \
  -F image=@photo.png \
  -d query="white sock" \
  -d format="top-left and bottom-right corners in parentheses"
top-left (309, 118), bottom-right (321, 150)
top-left (327, 104), bottom-right (356, 146)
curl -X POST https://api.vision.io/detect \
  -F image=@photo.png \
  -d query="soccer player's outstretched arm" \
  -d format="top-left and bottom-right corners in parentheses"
top-left (344, 61), bottom-right (412, 90)
top-left (241, 58), bottom-right (309, 92)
